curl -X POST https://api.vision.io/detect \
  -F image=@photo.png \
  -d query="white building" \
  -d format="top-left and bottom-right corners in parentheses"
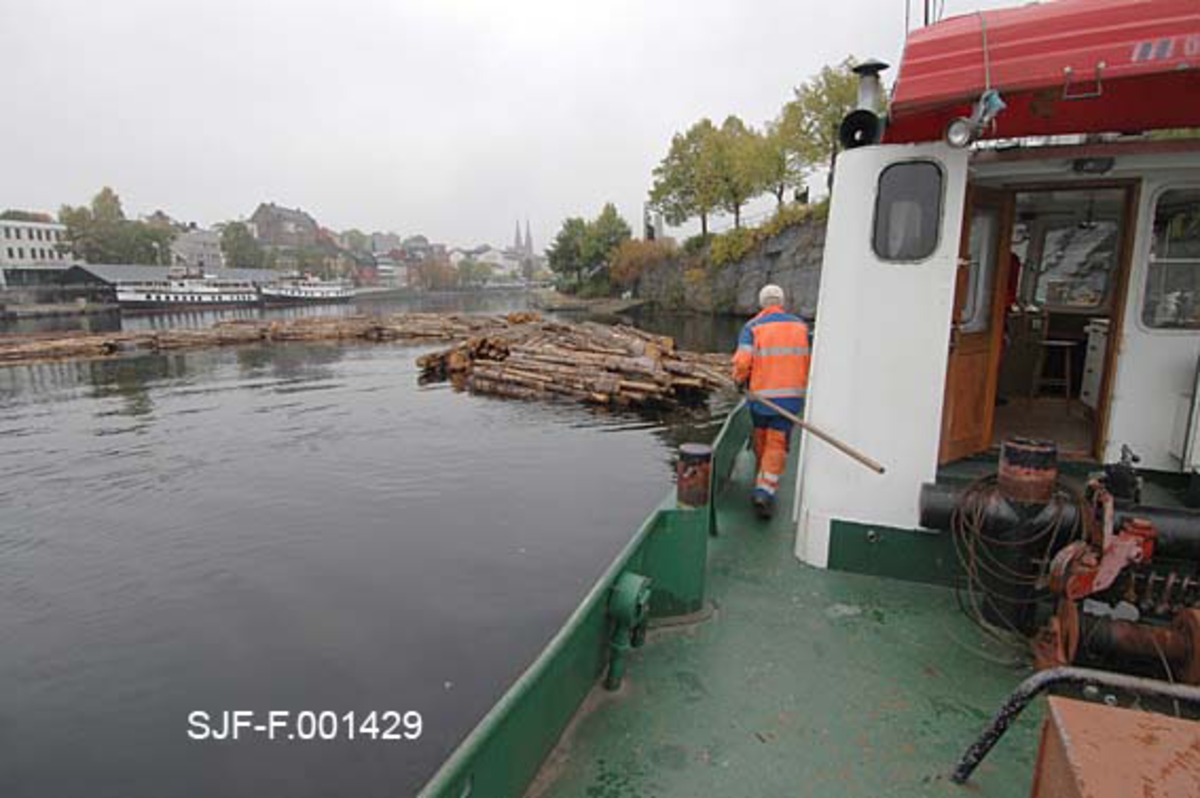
top-left (477, 246), bottom-right (526, 279)
top-left (371, 232), bottom-right (401, 253)
top-left (170, 228), bottom-right (225, 270)
top-left (0, 218), bottom-right (72, 288)
top-left (374, 256), bottom-right (409, 288)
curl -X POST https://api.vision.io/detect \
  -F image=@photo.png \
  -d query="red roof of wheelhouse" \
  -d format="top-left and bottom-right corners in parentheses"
top-left (885, 0), bottom-right (1200, 144)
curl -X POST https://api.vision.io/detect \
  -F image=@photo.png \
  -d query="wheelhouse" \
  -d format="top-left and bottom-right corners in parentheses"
top-left (795, 0), bottom-right (1200, 566)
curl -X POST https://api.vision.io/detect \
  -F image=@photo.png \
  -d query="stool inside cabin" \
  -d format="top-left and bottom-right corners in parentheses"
top-left (1032, 340), bottom-right (1076, 407)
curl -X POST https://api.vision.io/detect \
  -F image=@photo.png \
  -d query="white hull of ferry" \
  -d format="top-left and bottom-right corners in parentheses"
top-left (260, 283), bottom-right (354, 305)
top-left (116, 283), bottom-right (259, 310)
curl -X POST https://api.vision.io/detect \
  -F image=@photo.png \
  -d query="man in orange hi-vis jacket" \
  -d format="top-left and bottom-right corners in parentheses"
top-left (732, 284), bottom-right (811, 518)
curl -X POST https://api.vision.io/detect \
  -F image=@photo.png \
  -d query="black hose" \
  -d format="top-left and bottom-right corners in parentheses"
top-left (950, 666), bottom-right (1200, 784)
top-left (921, 482), bottom-right (1200, 560)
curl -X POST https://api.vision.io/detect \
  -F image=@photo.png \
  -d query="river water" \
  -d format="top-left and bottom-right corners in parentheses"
top-left (0, 294), bottom-right (742, 797)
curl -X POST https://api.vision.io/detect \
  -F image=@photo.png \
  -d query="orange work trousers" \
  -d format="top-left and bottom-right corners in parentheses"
top-left (752, 427), bottom-right (790, 499)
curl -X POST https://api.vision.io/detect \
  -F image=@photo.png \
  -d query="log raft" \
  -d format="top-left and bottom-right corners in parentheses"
top-left (415, 319), bottom-right (734, 409)
top-left (0, 312), bottom-right (735, 410)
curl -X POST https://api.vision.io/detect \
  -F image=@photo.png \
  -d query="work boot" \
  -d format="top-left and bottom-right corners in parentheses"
top-left (752, 493), bottom-right (774, 519)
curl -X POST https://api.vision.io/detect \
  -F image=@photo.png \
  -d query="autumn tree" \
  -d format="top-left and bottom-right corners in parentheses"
top-left (547, 204), bottom-right (632, 293)
top-left (0, 210), bottom-right (53, 222)
top-left (341, 229), bottom-right (370, 252)
top-left (58, 187), bottom-right (175, 265)
top-left (779, 57), bottom-right (862, 173)
top-left (220, 222), bottom-right (265, 268)
top-left (582, 203), bottom-right (633, 274)
top-left (546, 217), bottom-right (590, 289)
top-left (609, 239), bottom-right (677, 289)
top-left (648, 119), bottom-right (721, 236)
top-left (457, 259), bottom-right (493, 287)
top-left (414, 256), bottom-right (459, 291)
top-left (705, 116), bottom-right (766, 229)
top-left (758, 121), bottom-right (808, 206)
top-left (91, 186), bottom-right (124, 224)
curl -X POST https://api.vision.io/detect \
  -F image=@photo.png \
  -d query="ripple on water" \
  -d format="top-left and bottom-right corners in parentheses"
top-left (0, 328), bottom-right (721, 798)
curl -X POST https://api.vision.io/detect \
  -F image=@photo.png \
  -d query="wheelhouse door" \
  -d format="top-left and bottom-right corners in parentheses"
top-left (939, 187), bottom-right (1012, 464)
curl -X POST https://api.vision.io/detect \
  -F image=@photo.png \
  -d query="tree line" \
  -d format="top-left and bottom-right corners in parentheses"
top-left (58, 188), bottom-right (176, 265)
top-left (649, 58), bottom-right (858, 234)
top-left (545, 202), bottom-right (632, 295)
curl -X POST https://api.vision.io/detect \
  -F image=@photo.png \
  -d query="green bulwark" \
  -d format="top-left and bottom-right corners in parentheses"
top-left (416, 409), bottom-right (744, 797)
top-left (420, 404), bottom-right (1040, 797)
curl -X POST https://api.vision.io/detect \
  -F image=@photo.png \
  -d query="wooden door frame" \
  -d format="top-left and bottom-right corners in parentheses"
top-left (939, 185), bottom-right (1013, 462)
top-left (995, 178), bottom-right (1141, 461)
top-left (978, 188), bottom-right (1016, 451)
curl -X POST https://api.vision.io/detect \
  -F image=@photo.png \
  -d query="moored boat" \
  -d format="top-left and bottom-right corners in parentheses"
top-left (115, 264), bottom-right (259, 310)
top-left (260, 273), bottom-right (353, 305)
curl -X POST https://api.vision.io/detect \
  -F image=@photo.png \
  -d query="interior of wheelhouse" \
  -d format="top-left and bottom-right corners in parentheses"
top-left (940, 184), bottom-right (1132, 465)
top-left (992, 187), bottom-right (1127, 458)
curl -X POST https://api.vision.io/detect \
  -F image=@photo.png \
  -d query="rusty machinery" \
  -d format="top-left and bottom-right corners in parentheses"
top-left (919, 439), bottom-right (1200, 686)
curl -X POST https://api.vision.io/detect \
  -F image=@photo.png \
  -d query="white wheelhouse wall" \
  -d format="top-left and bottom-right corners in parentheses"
top-left (794, 142), bottom-right (969, 568)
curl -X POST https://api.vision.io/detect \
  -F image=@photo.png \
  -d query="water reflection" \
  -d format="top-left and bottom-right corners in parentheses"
top-left (0, 290), bottom-right (538, 337)
top-left (0, 304), bottom-right (740, 797)
top-left (624, 308), bottom-right (746, 354)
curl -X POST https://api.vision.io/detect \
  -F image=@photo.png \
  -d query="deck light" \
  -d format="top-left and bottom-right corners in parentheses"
top-left (946, 117), bottom-right (977, 148)
top-left (945, 89), bottom-right (1007, 148)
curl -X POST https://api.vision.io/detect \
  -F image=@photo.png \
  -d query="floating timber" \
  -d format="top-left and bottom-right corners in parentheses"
top-left (0, 312), bottom-right (734, 410)
top-left (416, 318), bottom-right (733, 409)
top-left (0, 313), bottom-right (512, 365)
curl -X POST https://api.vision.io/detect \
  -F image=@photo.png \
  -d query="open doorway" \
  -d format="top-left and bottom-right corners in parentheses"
top-left (940, 184), bottom-right (1133, 464)
top-left (994, 187), bottom-right (1128, 458)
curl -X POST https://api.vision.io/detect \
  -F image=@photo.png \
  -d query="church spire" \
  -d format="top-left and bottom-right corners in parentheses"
top-left (513, 220), bottom-right (522, 252)
top-left (524, 219), bottom-right (533, 255)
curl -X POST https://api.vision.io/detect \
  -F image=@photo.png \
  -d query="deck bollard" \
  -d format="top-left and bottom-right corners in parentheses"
top-left (676, 443), bottom-right (713, 509)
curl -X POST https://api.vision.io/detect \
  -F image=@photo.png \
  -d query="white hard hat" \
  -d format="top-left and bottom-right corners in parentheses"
top-left (758, 284), bottom-right (785, 308)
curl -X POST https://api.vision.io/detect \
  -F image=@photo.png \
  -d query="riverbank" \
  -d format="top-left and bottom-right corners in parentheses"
top-left (635, 208), bottom-right (826, 317)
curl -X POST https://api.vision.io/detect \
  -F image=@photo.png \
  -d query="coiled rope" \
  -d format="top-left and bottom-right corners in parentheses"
top-left (950, 474), bottom-right (1090, 653)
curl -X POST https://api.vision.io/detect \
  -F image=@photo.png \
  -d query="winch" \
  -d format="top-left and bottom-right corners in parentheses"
top-left (919, 439), bottom-right (1200, 685)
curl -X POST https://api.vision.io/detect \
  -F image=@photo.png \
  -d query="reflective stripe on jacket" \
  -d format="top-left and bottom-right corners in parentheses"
top-left (731, 305), bottom-right (810, 416)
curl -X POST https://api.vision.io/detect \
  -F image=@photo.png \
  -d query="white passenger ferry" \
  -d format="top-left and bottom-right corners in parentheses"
top-left (116, 265), bottom-right (259, 309)
top-left (260, 273), bottom-right (353, 305)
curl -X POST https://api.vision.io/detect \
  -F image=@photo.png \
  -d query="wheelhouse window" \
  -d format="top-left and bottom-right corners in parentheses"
top-left (1011, 188), bottom-right (1124, 312)
top-left (1143, 189), bottom-right (1200, 329)
top-left (873, 161), bottom-right (942, 261)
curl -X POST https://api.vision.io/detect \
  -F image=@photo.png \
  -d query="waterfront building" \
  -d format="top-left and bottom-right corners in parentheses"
top-left (374, 255), bottom-right (409, 288)
top-left (0, 217), bottom-right (73, 289)
top-left (170, 227), bottom-right (225, 270)
top-left (370, 231), bottom-right (401, 254)
top-left (476, 245), bottom-right (524, 279)
top-left (249, 202), bottom-right (320, 248)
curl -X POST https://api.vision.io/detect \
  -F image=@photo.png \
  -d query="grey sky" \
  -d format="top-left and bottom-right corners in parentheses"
top-left (1, 0), bottom-right (1015, 249)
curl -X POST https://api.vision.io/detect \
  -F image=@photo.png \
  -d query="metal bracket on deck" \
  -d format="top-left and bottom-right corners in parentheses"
top-left (605, 572), bottom-right (652, 691)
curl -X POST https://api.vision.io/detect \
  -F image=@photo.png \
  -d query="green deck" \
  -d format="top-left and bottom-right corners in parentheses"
top-left (532, 448), bottom-right (1042, 797)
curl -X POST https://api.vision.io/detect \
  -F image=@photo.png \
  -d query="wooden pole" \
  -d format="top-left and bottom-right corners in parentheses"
top-left (745, 391), bottom-right (886, 475)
